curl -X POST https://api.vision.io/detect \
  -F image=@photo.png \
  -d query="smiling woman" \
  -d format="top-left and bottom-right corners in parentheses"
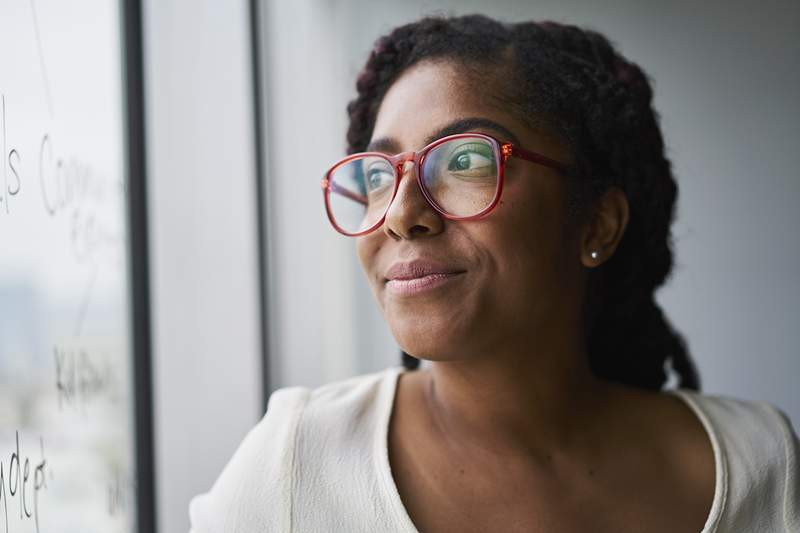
top-left (188, 14), bottom-right (799, 533)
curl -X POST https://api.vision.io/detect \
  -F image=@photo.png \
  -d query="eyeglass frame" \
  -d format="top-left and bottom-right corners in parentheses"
top-left (320, 131), bottom-right (569, 237)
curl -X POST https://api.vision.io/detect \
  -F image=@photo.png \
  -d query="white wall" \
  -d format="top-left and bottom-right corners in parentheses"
top-left (260, 0), bottom-right (800, 424)
top-left (142, 1), bottom-right (262, 532)
top-left (258, 1), bottom-right (400, 395)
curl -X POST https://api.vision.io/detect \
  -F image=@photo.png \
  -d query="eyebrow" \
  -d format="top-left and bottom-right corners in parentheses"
top-left (365, 117), bottom-right (522, 154)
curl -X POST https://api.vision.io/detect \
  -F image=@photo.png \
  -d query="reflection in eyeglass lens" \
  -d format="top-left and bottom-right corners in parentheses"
top-left (423, 138), bottom-right (498, 217)
top-left (329, 156), bottom-right (395, 234)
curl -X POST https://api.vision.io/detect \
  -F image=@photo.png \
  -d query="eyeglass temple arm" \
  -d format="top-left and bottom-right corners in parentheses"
top-left (326, 179), bottom-right (367, 206)
top-left (502, 143), bottom-right (569, 173)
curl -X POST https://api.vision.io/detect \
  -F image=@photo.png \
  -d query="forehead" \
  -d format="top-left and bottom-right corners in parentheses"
top-left (371, 60), bottom-right (516, 150)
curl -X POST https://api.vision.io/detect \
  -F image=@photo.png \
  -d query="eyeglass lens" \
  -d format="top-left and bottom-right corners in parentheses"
top-left (327, 136), bottom-right (498, 235)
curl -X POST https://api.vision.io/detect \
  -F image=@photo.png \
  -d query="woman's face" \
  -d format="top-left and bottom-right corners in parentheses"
top-left (356, 60), bottom-right (586, 362)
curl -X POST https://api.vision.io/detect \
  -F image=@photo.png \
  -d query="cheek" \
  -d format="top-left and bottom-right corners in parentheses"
top-left (355, 237), bottom-right (373, 276)
top-left (498, 176), bottom-right (568, 249)
top-left (481, 190), bottom-right (569, 297)
top-left (488, 200), bottom-right (542, 267)
top-left (356, 236), bottom-right (383, 295)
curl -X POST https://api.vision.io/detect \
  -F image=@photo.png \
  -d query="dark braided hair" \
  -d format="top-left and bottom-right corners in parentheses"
top-left (347, 14), bottom-right (700, 391)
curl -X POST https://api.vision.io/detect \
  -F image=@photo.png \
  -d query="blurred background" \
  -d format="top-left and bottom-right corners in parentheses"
top-left (141, 0), bottom-right (799, 531)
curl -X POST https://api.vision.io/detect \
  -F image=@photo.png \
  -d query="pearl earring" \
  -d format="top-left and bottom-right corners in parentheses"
top-left (590, 250), bottom-right (599, 259)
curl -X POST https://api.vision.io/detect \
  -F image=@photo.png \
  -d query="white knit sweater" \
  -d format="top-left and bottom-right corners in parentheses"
top-left (188, 366), bottom-right (799, 532)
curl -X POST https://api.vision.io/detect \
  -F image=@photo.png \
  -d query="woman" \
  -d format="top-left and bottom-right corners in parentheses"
top-left (189, 15), bottom-right (798, 532)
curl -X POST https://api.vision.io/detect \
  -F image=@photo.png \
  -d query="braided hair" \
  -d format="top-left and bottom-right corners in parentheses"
top-left (347, 15), bottom-right (700, 391)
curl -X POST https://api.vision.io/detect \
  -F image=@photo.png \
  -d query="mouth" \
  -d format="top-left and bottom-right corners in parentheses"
top-left (385, 272), bottom-right (466, 296)
top-left (383, 259), bottom-right (466, 297)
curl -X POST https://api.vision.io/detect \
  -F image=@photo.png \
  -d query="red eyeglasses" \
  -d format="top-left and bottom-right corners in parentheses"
top-left (321, 132), bottom-right (568, 237)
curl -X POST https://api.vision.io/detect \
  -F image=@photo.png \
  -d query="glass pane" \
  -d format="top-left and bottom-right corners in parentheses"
top-left (0, 1), bottom-right (138, 531)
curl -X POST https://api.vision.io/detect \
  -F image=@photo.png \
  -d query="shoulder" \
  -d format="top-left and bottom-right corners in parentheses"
top-left (670, 389), bottom-right (799, 531)
top-left (673, 389), bottom-right (797, 463)
top-left (299, 365), bottom-right (395, 431)
top-left (188, 366), bottom-right (400, 532)
top-left (188, 385), bottom-right (311, 532)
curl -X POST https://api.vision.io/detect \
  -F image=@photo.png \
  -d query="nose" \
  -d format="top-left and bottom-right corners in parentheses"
top-left (382, 160), bottom-right (444, 240)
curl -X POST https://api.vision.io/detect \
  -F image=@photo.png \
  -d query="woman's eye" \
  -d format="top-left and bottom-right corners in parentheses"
top-left (446, 145), bottom-right (494, 174)
top-left (366, 167), bottom-right (393, 190)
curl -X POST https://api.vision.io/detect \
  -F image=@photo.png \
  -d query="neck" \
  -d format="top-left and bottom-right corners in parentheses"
top-left (419, 333), bottom-right (614, 463)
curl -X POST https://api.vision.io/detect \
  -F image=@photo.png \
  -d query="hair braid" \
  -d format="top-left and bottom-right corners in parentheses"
top-left (347, 15), bottom-right (700, 390)
top-left (534, 22), bottom-right (700, 390)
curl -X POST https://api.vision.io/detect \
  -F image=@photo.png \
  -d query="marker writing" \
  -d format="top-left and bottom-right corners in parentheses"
top-left (0, 431), bottom-right (48, 533)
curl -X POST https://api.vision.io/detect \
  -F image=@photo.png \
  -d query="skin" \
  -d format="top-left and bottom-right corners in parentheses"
top-left (354, 60), bottom-right (715, 532)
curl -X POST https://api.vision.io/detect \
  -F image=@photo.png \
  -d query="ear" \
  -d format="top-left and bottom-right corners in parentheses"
top-left (580, 187), bottom-right (629, 267)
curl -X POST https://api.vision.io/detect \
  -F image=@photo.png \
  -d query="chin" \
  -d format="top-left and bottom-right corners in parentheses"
top-left (377, 281), bottom-right (485, 360)
top-left (387, 312), bottom-right (469, 362)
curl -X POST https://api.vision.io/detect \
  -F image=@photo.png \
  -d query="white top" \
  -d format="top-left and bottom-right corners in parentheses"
top-left (188, 365), bottom-right (799, 532)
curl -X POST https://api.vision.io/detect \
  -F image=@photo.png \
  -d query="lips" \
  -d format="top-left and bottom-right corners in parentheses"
top-left (384, 259), bottom-right (465, 282)
top-left (387, 273), bottom-right (463, 295)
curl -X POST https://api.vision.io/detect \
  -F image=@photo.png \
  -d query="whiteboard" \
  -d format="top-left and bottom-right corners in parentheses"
top-left (0, 1), bottom-right (141, 531)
